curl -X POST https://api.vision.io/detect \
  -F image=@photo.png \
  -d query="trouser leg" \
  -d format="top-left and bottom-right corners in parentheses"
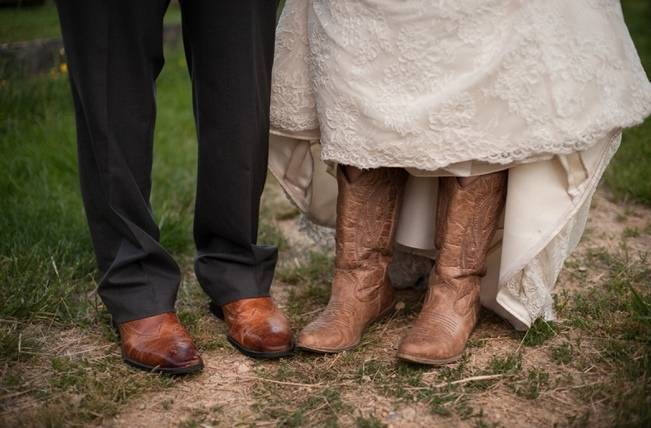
top-left (56, 0), bottom-right (180, 323)
top-left (179, 1), bottom-right (279, 305)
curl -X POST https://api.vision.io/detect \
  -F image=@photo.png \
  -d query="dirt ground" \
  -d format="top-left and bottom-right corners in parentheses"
top-left (108, 189), bottom-right (650, 428)
top-left (1, 184), bottom-right (649, 428)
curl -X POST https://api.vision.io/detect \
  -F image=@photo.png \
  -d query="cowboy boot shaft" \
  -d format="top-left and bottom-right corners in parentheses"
top-left (436, 173), bottom-right (507, 279)
top-left (331, 167), bottom-right (407, 304)
top-left (297, 167), bottom-right (407, 353)
top-left (398, 171), bottom-right (507, 365)
top-left (335, 168), bottom-right (407, 270)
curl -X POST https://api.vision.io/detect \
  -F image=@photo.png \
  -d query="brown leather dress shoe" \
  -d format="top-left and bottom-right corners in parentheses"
top-left (398, 172), bottom-right (507, 365)
top-left (296, 166), bottom-right (407, 353)
top-left (118, 312), bottom-right (203, 374)
top-left (210, 297), bottom-right (294, 359)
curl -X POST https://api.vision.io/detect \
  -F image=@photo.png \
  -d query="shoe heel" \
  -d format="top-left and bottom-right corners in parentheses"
top-left (208, 302), bottom-right (225, 320)
top-left (110, 319), bottom-right (120, 336)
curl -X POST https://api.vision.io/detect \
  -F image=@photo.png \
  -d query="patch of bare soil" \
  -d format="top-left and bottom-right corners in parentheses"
top-left (106, 283), bottom-right (295, 428)
top-left (64, 188), bottom-right (651, 426)
top-left (578, 190), bottom-right (650, 254)
top-left (1, 323), bottom-right (120, 425)
top-left (107, 351), bottom-right (258, 427)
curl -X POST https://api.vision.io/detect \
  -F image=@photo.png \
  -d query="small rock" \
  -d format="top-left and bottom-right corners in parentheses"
top-left (401, 407), bottom-right (416, 420)
top-left (237, 363), bottom-right (250, 374)
top-left (69, 394), bottom-right (82, 408)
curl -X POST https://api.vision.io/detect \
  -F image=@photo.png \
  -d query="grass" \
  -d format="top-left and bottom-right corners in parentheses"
top-left (556, 246), bottom-right (651, 426)
top-left (0, 41), bottom-right (292, 425)
top-left (515, 318), bottom-right (557, 347)
top-left (603, 0), bottom-right (651, 205)
top-left (0, 67), bottom-right (96, 323)
top-left (248, 225), bottom-right (650, 426)
top-left (0, 0), bottom-right (182, 43)
top-left (0, 47), bottom-right (196, 324)
top-left (0, 1), bottom-right (649, 427)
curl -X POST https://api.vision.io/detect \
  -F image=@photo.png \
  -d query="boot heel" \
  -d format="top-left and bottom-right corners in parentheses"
top-left (208, 302), bottom-right (225, 320)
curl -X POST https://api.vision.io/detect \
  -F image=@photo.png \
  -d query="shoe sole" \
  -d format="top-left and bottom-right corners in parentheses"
top-left (208, 302), bottom-right (295, 360)
top-left (227, 335), bottom-right (295, 359)
top-left (122, 355), bottom-right (204, 375)
top-left (295, 302), bottom-right (396, 354)
top-left (396, 352), bottom-right (463, 366)
top-left (296, 342), bottom-right (360, 354)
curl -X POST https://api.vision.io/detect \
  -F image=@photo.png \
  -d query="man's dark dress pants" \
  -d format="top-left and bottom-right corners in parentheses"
top-left (55, 1), bottom-right (278, 324)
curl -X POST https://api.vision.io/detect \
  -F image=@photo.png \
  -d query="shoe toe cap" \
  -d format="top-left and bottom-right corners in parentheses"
top-left (162, 340), bottom-right (203, 368)
top-left (297, 324), bottom-right (353, 352)
top-left (239, 314), bottom-right (293, 353)
top-left (398, 333), bottom-right (463, 364)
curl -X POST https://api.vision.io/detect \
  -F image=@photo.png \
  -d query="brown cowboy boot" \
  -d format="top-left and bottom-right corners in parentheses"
top-left (297, 166), bottom-right (407, 353)
top-left (119, 312), bottom-right (203, 374)
top-left (398, 172), bottom-right (507, 365)
top-left (210, 297), bottom-right (294, 359)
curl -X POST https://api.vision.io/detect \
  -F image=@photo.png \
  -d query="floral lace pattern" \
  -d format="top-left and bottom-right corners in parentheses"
top-left (271, 0), bottom-right (651, 170)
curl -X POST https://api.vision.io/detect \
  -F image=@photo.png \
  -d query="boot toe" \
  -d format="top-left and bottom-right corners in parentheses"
top-left (119, 313), bottom-right (203, 373)
top-left (398, 333), bottom-right (463, 365)
top-left (163, 341), bottom-right (203, 369)
top-left (297, 324), bottom-right (354, 352)
top-left (221, 297), bottom-right (294, 357)
top-left (249, 318), bottom-right (293, 353)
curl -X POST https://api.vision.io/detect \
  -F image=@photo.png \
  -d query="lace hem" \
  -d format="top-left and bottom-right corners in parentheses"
top-left (497, 134), bottom-right (620, 328)
top-left (318, 110), bottom-right (648, 170)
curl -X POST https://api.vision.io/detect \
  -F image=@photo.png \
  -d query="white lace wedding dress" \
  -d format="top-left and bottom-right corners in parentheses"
top-left (267, 0), bottom-right (651, 329)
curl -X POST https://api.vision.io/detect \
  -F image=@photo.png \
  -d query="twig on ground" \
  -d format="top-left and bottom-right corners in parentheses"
top-left (325, 353), bottom-right (342, 370)
top-left (0, 389), bottom-right (35, 401)
top-left (324, 396), bottom-right (342, 424)
top-left (405, 374), bottom-right (505, 390)
top-left (241, 376), bottom-right (337, 388)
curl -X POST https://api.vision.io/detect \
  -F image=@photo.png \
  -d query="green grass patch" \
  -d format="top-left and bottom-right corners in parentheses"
top-left (0, 48), bottom-right (198, 324)
top-left (0, 322), bottom-right (39, 361)
top-left (512, 368), bottom-right (550, 400)
top-left (356, 416), bottom-right (387, 428)
top-left (558, 246), bottom-right (651, 338)
top-left (45, 355), bottom-right (175, 423)
top-left (550, 342), bottom-right (573, 365)
top-left (0, 0), bottom-right (182, 43)
top-left (0, 70), bottom-right (97, 322)
top-left (487, 353), bottom-right (522, 375)
top-left (279, 251), bottom-right (335, 322)
top-left (555, 245), bottom-right (651, 425)
top-left (517, 318), bottom-right (557, 347)
top-left (253, 384), bottom-right (350, 427)
top-left (604, 0), bottom-right (651, 205)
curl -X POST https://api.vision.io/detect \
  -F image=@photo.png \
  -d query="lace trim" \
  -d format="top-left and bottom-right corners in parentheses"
top-left (318, 123), bottom-right (642, 171)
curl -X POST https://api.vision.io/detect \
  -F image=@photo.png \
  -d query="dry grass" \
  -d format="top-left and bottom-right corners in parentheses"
top-left (5, 181), bottom-right (648, 428)
top-left (1, 1), bottom-right (650, 424)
